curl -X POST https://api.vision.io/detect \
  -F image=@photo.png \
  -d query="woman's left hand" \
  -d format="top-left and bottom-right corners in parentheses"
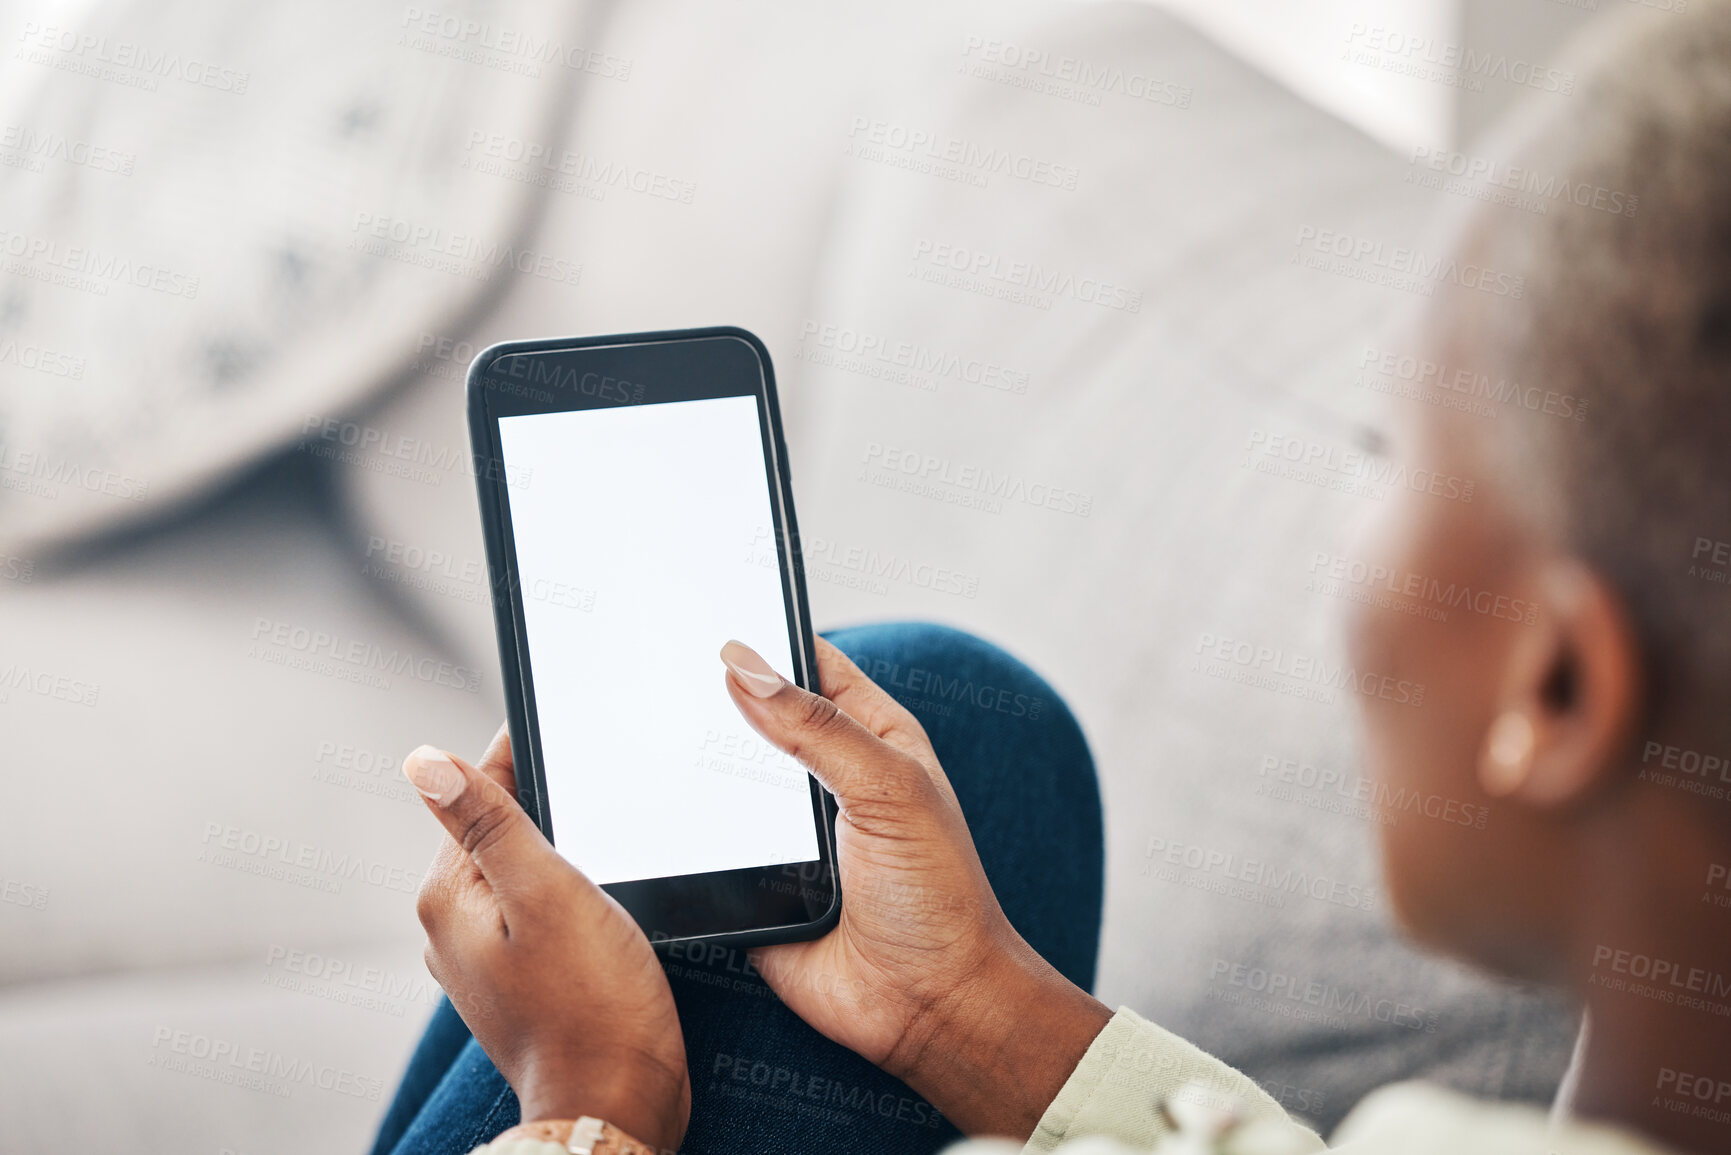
top-left (404, 726), bottom-right (689, 1152)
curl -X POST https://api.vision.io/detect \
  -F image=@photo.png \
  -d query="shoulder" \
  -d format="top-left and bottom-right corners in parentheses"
top-left (1338, 1082), bottom-right (1680, 1155)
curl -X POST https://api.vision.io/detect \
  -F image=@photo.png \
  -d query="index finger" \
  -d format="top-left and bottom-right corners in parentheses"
top-left (810, 637), bottom-right (940, 776)
top-left (473, 721), bottom-right (515, 795)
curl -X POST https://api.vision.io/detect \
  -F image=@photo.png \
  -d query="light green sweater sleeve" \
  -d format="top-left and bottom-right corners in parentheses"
top-left (1020, 1007), bottom-right (1327, 1155)
top-left (465, 1013), bottom-right (1667, 1155)
top-left (465, 1012), bottom-right (1668, 1155)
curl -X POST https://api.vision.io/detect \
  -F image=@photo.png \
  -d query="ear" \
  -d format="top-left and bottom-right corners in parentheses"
top-left (1479, 560), bottom-right (1645, 808)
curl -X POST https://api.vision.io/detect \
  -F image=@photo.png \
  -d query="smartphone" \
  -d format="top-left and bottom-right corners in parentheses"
top-left (466, 326), bottom-right (841, 949)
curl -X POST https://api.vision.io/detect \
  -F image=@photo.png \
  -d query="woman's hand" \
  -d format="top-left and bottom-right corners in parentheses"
top-left (721, 639), bottom-right (1112, 1139)
top-left (404, 727), bottom-right (689, 1152)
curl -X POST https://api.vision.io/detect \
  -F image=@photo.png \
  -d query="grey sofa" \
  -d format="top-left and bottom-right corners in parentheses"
top-left (0, 1), bottom-right (1576, 1150)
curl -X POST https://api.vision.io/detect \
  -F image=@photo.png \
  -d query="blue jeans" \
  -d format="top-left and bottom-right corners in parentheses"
top-left (370, 622), bottom-right (1104, 1155)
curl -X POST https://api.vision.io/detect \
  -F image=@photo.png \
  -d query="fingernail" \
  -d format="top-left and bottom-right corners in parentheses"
top-left (404, 745), bottom-right (467, 807)
top-left (721, 640), bottom-right (785, 698)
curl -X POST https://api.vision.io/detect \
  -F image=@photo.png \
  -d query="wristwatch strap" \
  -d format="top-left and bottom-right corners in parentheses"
top-left (565, 1117), bottom-right (608, 1154)
top-left (485, 1117), bottom-right (658, 1155)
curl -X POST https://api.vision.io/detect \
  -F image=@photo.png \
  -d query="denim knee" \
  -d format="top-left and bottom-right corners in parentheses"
top-left (821, 621), bottom-right (1095, 784)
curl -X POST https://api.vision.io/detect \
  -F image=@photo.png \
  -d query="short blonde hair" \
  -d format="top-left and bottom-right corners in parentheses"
top-left (1445, 0), bottom-right (1731, 712)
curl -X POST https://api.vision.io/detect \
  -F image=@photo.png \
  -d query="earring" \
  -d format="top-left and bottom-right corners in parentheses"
top-left (1481, 711), bottom-right (1536, 797)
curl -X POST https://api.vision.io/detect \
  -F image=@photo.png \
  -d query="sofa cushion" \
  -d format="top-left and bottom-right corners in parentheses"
top-left (0, 0), bottom-right (588, 554)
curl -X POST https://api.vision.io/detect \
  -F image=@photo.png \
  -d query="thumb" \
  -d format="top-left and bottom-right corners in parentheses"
top-left (403, 744), bottom-right (553, 887)
top-left (719, 641), bottom-right (930, 807)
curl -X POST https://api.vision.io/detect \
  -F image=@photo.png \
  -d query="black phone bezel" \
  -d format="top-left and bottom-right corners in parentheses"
top-left (465, 325), bottom-right (840, 951)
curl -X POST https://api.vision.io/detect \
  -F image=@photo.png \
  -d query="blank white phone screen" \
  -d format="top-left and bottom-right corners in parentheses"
top-left (498, 394), bottom-right (819, 886)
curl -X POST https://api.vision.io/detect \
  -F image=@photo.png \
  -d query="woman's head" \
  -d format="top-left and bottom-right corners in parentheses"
top-left (1344, 0), bottom-right (1731, 985)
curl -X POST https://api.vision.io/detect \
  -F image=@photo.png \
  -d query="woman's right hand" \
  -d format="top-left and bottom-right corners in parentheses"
top-left (720, 639), bottom-right (1113, 1139)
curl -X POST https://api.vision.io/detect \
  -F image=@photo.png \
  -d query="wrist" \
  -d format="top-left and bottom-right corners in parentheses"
top-left (888, 932), bottom-right (1113, 1139)
top-left (516, 1055), bottom-right (688, 1153)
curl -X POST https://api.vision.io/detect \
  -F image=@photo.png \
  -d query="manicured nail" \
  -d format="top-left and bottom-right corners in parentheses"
top-left (403, 745), bottom-right (467, 807)
top-left (721, 640), bottom-right (785, 698)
